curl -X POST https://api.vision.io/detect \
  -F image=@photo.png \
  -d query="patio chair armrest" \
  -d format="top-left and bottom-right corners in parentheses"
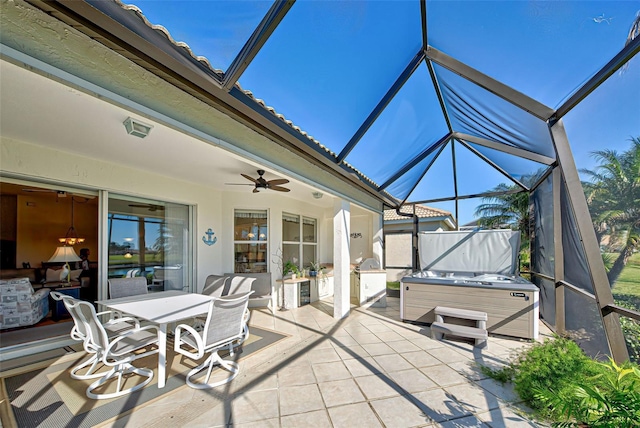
top-left (104, 325), bottom-right (160, 365)
top-left (174, 323), bottom-right (205, 359)
top-left (70, 326), bottom-right (82, 341)
top-left (104, 316), bottom-right (140, 329)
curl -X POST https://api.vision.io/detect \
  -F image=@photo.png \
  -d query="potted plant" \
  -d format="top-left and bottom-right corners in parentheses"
top-left (283, 261), bottom-right (301, 279)
top-left (308, 261), bottom-right (325, 278)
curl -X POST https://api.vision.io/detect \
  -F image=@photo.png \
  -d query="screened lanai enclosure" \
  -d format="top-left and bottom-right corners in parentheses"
top-left (18, 0), bottom-right (640, 362)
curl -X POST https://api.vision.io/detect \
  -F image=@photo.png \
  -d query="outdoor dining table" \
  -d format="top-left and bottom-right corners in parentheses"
top-left (96, 290), bottom-right (214, 388)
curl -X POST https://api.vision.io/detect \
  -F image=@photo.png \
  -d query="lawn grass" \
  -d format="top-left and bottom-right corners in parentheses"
top-left (612, 252), bottom-right (640, 298)
top-left (387, 281), bottom-right (400, 290)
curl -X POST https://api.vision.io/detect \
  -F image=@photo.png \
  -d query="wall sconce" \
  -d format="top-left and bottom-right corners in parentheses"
top-left (123, 117), bottom-right (153, 138)
top-left (312, 191), bottom-right (323, 199)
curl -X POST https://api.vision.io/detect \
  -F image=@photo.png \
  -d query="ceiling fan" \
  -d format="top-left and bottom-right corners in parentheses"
top-left (128, 203), bottom-right (165, 211)
top-left (228, 169), bottom-right (290, 193)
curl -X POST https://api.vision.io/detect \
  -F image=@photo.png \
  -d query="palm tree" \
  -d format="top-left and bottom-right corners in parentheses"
top-left (621, 10), bottom-right (640, 73)
top-left (626, 10), bottom-right (640, 47)
top-left (474, 173), bottom-right (545, 243)
top-left (581, 138), bottom-right (640, 285)
top-left (582, 179), bottom-right (610, 247)
top-left (474, 182), bottom-right (531, 243)
top-left (474, 174), bottom-right (548, 272)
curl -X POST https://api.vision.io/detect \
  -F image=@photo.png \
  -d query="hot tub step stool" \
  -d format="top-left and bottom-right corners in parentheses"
top-left (431, 306), bottom-right (488, 348)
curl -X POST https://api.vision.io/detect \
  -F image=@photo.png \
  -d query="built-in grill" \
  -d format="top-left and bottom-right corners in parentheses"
top-left (352, 258), bottom-right (387, 306)
top-left (354, 258), bottom-right (381, 274)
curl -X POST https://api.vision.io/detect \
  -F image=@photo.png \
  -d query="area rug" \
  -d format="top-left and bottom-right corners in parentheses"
top-left (3, 326), bottom-right (288, 428)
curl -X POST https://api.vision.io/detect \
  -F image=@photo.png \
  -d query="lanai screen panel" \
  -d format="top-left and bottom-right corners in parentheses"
top-left (345, 63), bottom-right (448, 186)
top-left (404, 142), bottom-right (456, 203)
top-left (531, 173), bottom-right (556, 326)
top-left (561, 183), bottom-right (594, 294)
top-left (240, 1), bottom-right (422, 155)
top-left (384, 144), bottom-right (446, 203)
top-left (425, 1), bottom-right (639, 108)
top-left (561, 182), bottom-right (611, 357)
top-left (565, 287), bottom-right (611, 359)
top-left (433, 64), bottom-right (555, 159)
top-left (452, 141), bottom-right (524, 196)
top-left (464, 142), bottom-right (552, 185)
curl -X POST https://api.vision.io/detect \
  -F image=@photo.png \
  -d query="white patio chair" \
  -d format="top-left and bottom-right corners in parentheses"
top-left (228, 276), bottom-right (255, 340)
top-left (108, 277), bottom-right (148, 299)
top-left (202, 274), bottom-right (229, 298)
top-left (174, 291), bottom-right (253, 389)
top-left (193, 275), bottom-right (229, 331)
top-left (195, 276), bottom-right (252, 346)
top-left (226, 276), bottom-right (255, 295)
top-left (50, 291), bottom-right (139, 380)
top-left (72, 298), bottom-right (160, 399)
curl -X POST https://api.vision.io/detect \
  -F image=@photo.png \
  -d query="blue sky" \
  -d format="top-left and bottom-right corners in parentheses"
top-left (133, 1), bottom-right (639, 225)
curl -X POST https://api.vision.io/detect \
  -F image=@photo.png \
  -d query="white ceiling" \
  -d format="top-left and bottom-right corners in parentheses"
top-left (0, 60), bottom-right (334, 208)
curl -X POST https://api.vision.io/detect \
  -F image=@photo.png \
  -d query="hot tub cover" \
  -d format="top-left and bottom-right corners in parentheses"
top-left (418, 229), bottom-right (520, 275)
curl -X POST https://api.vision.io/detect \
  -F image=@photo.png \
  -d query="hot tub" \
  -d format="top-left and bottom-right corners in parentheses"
top-left (401, 271), bottom-right (539, 339)
top-left (400, 230), bottom-right (540, 340)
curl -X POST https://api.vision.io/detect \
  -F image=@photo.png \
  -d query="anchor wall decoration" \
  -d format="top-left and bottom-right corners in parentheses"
top-left (202, 228), bottom-right (217, 246)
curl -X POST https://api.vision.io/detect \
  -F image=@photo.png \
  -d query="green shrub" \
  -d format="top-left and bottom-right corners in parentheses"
top-left (479, 364), bottom-right (514, 384)
top-left (509, 338), bottom-right (600, 411)
top-left (534, 359), bottom-right (640, 427)
top-left (481, 337), bottom-right (640, 426)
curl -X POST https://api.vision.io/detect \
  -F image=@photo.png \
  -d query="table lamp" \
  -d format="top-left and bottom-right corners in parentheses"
top-left (48, 246), bottom-right (81, 285)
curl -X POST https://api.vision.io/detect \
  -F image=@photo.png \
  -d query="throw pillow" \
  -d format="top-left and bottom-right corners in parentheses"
top-left (45, 268), bottom-right (62, 282)
top-left (70, 269), bottom-right (83, 281)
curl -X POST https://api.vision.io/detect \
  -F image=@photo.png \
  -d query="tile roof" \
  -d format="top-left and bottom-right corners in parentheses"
top-left (384, 205), bottom-right (452, 221)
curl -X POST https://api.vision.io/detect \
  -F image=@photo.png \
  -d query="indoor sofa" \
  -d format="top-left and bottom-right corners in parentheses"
top-left (0, 277), bottom-right (50, 330)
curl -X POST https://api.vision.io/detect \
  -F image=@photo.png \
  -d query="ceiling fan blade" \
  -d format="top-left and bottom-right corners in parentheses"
top-left (241, 173), bottom-right (258, 184)
top-left (225, 183), bottom-right (253, 186)
top-left (252, 188), bottom-right (260, 193)
top-left (270, 185), bottom-right (290, 192)
top-left (267, 179), bottom-right (289, 186)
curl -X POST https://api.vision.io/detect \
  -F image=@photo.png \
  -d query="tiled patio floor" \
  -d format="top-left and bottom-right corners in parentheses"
top-left (94, 297), bottom-right (550, 427)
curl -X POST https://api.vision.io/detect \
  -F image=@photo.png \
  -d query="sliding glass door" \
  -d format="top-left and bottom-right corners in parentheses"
top-left (107, 196), bottom-right (192, 294)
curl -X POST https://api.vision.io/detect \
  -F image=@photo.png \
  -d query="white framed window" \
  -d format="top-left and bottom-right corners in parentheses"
top-left (233, 209), bottom-right (268, 273)
top-left (282, 213), bottom-right (317, 271)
